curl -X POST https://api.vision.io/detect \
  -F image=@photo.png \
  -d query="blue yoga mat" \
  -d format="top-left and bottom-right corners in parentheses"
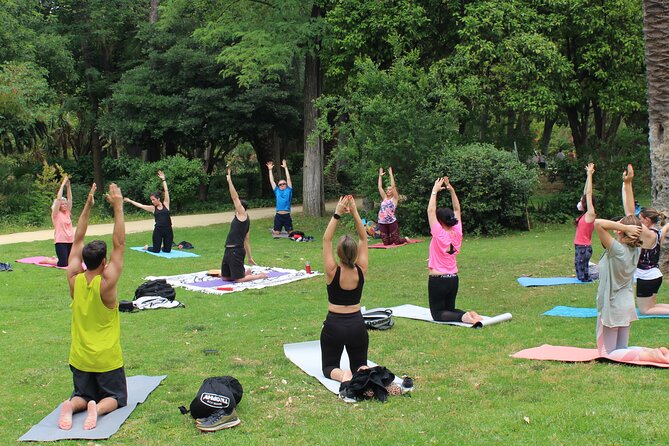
top-left (517, 277), bottom-right (593, 287)
top-left (543, 306), bottom-right (669, 318)
top-left (130, 247), bottom-right (200, 258)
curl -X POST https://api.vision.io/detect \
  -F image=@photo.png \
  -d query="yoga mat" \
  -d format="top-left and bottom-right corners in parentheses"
top-left (16, 256), bottom-right (67, 269)
top-left (517, 277), bottom-right (593, 287)
top-left (146, 265), bottom-right (321, 295)
top-left (19, 375), bottom-right (166, 442)
top-left (386, 304), bottom-right (512, 328)
top-left (543, 306), bottom-right (669, 318)
top-left (130, 247), bottom-right (200, 258)
top-left (369, 239), bottom-right (423, 249)
top-left (511, 344), bottom-right (669, 368)
top-left (283, 340), bottom-right (401, 394)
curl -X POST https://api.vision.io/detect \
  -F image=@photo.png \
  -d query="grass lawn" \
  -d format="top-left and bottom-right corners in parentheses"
top-left (1, 217), bottom-right (668, 445)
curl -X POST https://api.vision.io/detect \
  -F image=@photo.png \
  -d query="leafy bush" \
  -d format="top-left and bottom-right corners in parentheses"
top-left (400, 143), bottom-right (538, 235)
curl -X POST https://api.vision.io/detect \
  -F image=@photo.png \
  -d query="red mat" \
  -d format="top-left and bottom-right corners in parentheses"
top-left (512, 344), bottom-right (669, 368)
top-left (369, 239), bottom-right (423, 249)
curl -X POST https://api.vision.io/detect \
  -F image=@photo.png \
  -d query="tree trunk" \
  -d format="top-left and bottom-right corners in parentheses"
top-left (643, 0), bottom-right (669, 274)
top-left (566, 102), bottom-right (590, 152)
top-left (149, 0), bottom-right (159, 24)
top-left (91, 130), bottom-right (104, 190)
top-left (302, 5), bottom-right (325, 217)
top-left (539, 118), bottom-right (556, 154)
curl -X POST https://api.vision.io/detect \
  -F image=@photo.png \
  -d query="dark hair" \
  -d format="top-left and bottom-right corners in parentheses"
top-left (575, 195), bottom-right (596, 225)
top-left (150, 191), bottom-right (162, 201)
top-left (82, 240), bottom-right (107, 269)
top-left (640, 207), bottom-right (666, 226)
top-left (336, 235), bottom-right (358, 268)
top-left (239, 199), bottom-right (249, 210)
top-left (436, 207), bottom-right (458, 227)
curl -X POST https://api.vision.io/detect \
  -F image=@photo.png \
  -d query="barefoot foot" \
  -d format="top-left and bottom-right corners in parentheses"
top-left (83, 400), bottom-right (97, 430)
top-left (58, 400), bottom-right (73, 430)
top-left (142, 245), bottom-right (149, 250)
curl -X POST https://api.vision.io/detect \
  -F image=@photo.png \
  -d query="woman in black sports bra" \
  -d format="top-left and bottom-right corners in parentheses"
top-left (321, 195), bottom-right (369, 384)
top-left (124, 170), bottom-right (173, 253)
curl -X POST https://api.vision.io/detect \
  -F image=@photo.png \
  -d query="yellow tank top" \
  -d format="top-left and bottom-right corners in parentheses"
top-left (69, 273), bottom-right (123, 372)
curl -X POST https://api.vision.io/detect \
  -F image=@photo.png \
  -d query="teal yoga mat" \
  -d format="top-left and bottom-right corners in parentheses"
top-left (517, 277), bottom-right (593, 287)
top-left (543, 306), bottom-right (669, 318)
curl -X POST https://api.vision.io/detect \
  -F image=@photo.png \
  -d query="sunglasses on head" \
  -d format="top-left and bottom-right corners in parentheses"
top-left (279, 182), bottom-right (287, 186)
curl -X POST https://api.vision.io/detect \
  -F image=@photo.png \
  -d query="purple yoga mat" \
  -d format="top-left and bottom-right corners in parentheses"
top-left (187, 270), bottom-right (289, 288)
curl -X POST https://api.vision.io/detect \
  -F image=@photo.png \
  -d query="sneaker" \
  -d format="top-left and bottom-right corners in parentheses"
top-left (338, 388), bottom-right (358, 403)
top-left (0, 263), bottom-right (6, 272)
top-left (401, 376), bottom-right (414, 394)
top-left (5, 263), bottom-right (12, 272)
top-left (196, 409), bottom-right (241, 432)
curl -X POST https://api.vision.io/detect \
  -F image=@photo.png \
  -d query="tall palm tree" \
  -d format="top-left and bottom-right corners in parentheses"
top-left (644, 1), bottom-right (669, 208)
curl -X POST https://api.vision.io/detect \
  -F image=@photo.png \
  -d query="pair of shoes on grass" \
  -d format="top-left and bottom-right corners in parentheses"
top-left (195, 408), bottom-right (241, 432)
top-left (0, 262), bottom-right (12, 272)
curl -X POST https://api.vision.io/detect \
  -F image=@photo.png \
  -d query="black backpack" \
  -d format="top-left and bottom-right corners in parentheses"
top-left (183, 376), bottom-right (244, 419)
top-left (134, 279), bottom-right (176, 302)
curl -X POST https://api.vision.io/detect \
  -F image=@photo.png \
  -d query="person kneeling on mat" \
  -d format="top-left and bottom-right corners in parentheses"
top-left (220, 167), bottom-right (267, 282)
top-left (58, 183), bottom-right (127, 430)
top-left (320, 196), bottom-right (369, 389)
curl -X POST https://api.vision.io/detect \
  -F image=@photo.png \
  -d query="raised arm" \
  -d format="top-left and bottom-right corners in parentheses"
top-left (445, 177), bottom-right (461, 222)
top-left (227, 168), bottom-right (247, 219)
top-left (51, 176), bottom-right (69, 221)
top-left (377, 168), bottom-right (386, 200)
top-left (323, 196), bottom-right (349, 279)
top-left (65, 176), bottom-right (72, 211)
top-left (348, 195), bottom-right (368, 274)
top-left (123, 197), bottom-right (155, 213)
top-left (388, 167), bottom-right (398, 205)
top-left (101, 183), bottom-right (125, 309)
top-left (427, 177), bottom-right (446, 228)
top-left (584, 163), bottom-right (595, 223)
top-left (281, 159), bottom-right (292, 189)
top-left (595, 218), bottom-right (640, 250)
top-left (622, 164), bottom-right (635, 216)
top-left (660, 222), bottom-right (669, 245)
top-left (158, 170), bottom-right (170, 210)
top-left (67, 184), bottom-right (96, 296)
top-left (266, 161), bottom-right (277, 190)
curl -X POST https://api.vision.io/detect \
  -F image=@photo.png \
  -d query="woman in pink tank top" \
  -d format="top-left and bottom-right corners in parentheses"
top-left (43, 175), bottom-right (74, 267)
top-left (573, 163), bottom-right (596, 282)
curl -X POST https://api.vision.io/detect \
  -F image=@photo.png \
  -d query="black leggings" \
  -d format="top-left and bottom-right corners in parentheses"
top-left (55, 243), bottom-right (72, 267)
top-left (320, 311), bottom-right (368, 379)
top-left (428, 275), bottom-right (465, 322)
top-left (147, 226), bottom-right (173, 253)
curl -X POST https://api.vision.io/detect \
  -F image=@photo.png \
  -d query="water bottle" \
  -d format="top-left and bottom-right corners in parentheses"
top-left (305, 261), bottom-right (312, 274)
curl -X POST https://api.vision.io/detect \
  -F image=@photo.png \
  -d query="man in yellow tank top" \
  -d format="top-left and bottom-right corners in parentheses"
top-left (58, 183), bottom-right (126, 431)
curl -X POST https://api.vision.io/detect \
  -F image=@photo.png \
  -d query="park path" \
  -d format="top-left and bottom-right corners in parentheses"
top-left (0, 200), bottom-right (345, 246)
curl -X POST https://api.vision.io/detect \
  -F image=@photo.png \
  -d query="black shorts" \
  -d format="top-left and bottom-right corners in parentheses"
top-left (637, 276), bottom-right (663, 298)
top-left (221, 246), bottom-right (246, 280)
top-left (273, 213), bottom-right (293, 232)
top-left (70, 365), bottom-right (127, 407)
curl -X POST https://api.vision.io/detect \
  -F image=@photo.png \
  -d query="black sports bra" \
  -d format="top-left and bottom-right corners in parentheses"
top-left (327, 265), bottom-right (364, 306)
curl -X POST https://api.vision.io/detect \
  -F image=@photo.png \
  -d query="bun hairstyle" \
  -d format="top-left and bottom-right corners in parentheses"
top-left (639, 207), bottom-right (667, 226)
top-left (619, 215), bottom-right (643, 247)
top-left (336, 235), bottom-right (358, 268)
top-left (436, 207), bottom-right (458, 227)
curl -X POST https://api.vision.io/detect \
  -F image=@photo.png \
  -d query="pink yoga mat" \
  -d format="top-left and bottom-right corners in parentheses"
top-left (16, 256), bottom-right (66, 269)
top-left (512, 344), bottom-right (669, 368)
top-left (369, 239), bottom-right (423, 249)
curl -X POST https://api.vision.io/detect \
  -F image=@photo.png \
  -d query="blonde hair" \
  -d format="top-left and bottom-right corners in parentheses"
top-left (336, 235), bottom-right (358, 268)
top-left (619, 215), bottom-right (643, 247)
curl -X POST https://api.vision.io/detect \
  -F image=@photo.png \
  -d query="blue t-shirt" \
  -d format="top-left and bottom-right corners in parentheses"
top-left (274, 186), bottom-right (292, 212)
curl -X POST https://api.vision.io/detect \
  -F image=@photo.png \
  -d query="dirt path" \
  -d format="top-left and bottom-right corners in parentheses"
top-left (0, 200), bottom-right (345, 246)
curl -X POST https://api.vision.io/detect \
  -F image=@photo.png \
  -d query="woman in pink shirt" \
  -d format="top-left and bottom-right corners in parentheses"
top-left (427, 176), bottom-right (482, 324)
top-left (574, 163), bottom-right (596, 282)
top-left (44, 175), bottom-right (74, 267)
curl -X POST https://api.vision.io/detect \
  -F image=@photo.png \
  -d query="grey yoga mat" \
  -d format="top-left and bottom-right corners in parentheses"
top-left (284, 340), bottom-right (401, 394)
top-left (19, 375), bottom-right (166, 442)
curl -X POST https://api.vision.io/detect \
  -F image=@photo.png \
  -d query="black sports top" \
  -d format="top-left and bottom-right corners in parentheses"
top-left (225, 215), bottom-right (250, 247)
top-left (154, 206), bottom-right (172, 228)
top-left (327, 265), bottom-right (364, 306)
top-left (638, 228), bottom-right (661, 270)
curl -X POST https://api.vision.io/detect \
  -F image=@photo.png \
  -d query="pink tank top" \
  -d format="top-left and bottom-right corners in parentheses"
top-left (574, 215), bottom-right (594, 246)
top-left (53, 210), bottom-right (74, 243)
top-left (428, 221), bottom-right (462, 274)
